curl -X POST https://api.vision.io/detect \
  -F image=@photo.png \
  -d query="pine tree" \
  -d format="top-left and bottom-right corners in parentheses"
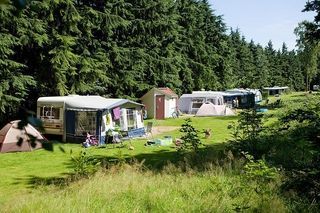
top-left (288, 50), bottom-right (304, 91)
top-left (295, 21), bottom-right (320, 91)
top-left (176, 0), bottom-right (226, 91)
top-left (303, 0), bottom-right (320, 40)
top-left (225, 29), bottom-right (242, 88)
top-left (0, 4), bottom-right (35, 124)
top-left (108, 0), bottom-right (183, 97)
top-left (249, 41), bottom-right (269, 88)
top-left (237, 37), bottom-right (255, 88)
top-left (265, 41), bottom-right (279, 86)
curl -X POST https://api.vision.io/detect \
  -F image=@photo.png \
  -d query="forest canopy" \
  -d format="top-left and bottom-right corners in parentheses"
top-left (0, 0), bottom-right (318, 124)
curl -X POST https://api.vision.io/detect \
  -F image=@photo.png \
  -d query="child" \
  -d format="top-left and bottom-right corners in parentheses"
top-left (82, 132), bottom-right (93, 148)
top-left (83, 139), bottom-right (90, 148)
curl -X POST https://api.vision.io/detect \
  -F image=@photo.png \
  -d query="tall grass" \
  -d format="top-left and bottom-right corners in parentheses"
top-left (1, 162), bottom-right (287, 213)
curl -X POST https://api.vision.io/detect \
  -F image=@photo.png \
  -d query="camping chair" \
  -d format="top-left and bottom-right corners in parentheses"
top-left (145, 122), bottom-right (153, 139)
top-left (112, 132), bottom-right (123, 148)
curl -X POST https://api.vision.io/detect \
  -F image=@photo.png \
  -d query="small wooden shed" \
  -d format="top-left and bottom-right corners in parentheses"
top-left (140, 88), bottom-right (178, 119)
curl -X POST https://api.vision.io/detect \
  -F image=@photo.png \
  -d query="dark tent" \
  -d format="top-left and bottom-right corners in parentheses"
top-left (0, 121), bottom-right (44, 153)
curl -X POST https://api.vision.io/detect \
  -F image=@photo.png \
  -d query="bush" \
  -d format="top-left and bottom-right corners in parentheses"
top-left (177, 118), bottom-right (202, 154)
top-left (70, 150), bottom-right (100, 177)
top-left (242, 153), bottom-right (278, 182)
top-left (228, 108), bottom-right (265, 159)
top-left (282, 169), bottom-right (320, 206)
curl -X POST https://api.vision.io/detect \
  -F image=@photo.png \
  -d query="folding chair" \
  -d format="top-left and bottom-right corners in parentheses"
top-left (145, 122), bottom-right (153, 139)
top-left (111, 131), bottom-right (123, 148)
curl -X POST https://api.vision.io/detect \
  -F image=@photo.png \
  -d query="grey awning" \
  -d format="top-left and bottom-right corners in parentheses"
top-left (38, 95), bottom-right (143, 111)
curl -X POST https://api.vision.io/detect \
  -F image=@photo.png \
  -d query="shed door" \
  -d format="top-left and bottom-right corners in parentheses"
top-left (156, 95), bottom-right (165, 119)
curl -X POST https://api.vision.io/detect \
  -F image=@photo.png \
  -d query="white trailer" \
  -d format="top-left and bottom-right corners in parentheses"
top-left (37, 95), bottom-right (145, 143)
top-left (37, 96), bottom-right (67, 137)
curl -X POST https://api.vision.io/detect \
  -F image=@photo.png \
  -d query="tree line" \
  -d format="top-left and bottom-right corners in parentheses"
top-left (0, 0), bottom-right (318, 125)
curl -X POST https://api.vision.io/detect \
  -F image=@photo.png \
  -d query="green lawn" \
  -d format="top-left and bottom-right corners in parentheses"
top-left (0, 115), bottom-right (236, 205)
top-left (1, 92), bottom-right (317, 211)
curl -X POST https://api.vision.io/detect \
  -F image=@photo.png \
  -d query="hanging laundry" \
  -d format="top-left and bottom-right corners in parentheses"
top-left (113, 107), bottom-right (121, 120)
top-left (106, 113), bottom-right (112, 125)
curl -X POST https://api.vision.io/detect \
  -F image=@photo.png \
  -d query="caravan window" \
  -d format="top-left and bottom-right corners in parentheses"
top-left (191, 98), bottom-right (204, 109)
top-left (40, 107), bottom-right (60, 119)
top-left (207, 98), bottom-right (216, 105)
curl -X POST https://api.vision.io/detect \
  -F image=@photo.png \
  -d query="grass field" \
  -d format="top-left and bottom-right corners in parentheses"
top-left (0, 91), bottom-right (318, 212)
top-left (0, 116), bottom-right (236, 205)
top-left (1, 166), bottom-right (287, 212)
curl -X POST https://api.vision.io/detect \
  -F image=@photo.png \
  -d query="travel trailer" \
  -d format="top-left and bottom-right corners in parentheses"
top-left (178, 91), bottom-right (224, 114)
top-left (37, 95), bottom-right (144, 144)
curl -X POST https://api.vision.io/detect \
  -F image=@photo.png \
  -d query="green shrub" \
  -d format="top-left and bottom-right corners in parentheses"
top-left (229, 108), bottom-right (264, 142)
top-left (178, 118), bottom-right (202, 154)
top-left (70, 150), bottom-right (100, 177)
top-left (228, 108), bottom-right (265, 159)
top-left (242, 153), bottom-right (278, 182)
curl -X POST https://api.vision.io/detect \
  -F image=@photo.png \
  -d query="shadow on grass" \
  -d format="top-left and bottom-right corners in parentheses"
top-left (18, 142), bottom-right (231, 189)
top-left (91, 142), bottom-right (230, 171)
top-left (15, 175), bottom-right (74, 188)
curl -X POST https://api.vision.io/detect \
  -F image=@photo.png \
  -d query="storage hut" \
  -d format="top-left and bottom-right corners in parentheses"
top-left (37, 95), bottom-right (144, 144)
top-left (140, 88), bottom-right (178, 119)
top-left (179, 91), bottom-right (224, 114)
top-left (263, 86), bottom-right (289, 96)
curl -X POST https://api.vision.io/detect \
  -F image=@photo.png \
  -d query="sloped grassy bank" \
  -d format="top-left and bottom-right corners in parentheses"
top-left (1, 160), bottom-right (287, 213)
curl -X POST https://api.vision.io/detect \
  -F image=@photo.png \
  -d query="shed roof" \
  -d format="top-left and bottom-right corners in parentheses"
top-left (156, 87), bottom-right (178, 97)
top-left (140, 87), bottom-right (178, 100)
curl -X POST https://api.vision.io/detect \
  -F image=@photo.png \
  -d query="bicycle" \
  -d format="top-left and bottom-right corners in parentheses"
top-left (171, 107), bottom-right (181, 118)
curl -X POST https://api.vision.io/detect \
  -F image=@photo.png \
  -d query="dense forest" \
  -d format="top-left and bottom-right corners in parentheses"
top-left (0, 0), bottom-right (319, 125)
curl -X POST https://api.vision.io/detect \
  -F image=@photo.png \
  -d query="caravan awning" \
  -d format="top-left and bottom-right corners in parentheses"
top-left (38, 95), bottom-right (143, 111)
top-left (181, 92), bottom-right (225, 98)
top-left (263, 86), bottom-right (289, 90)
top-left (223, 92), bottom-right (246, 97)
top-left (65, 96), bottom-right (121, 111)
